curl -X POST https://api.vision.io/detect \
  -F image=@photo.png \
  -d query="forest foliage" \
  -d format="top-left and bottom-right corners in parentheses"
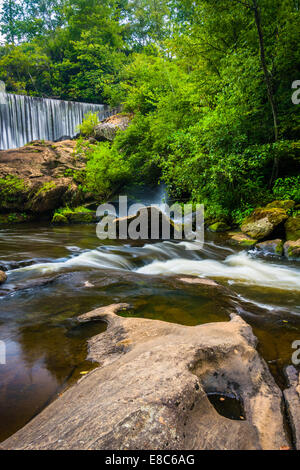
top-left (1, 0), bottom-right (300, 220)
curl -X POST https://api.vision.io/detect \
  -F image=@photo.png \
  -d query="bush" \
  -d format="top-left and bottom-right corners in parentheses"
top-left (84, 142), bottom-right (131, 199)
top-left (273, 176), bottom-right (300, 202)
top-left (77, 112), bottom-right (99, 137)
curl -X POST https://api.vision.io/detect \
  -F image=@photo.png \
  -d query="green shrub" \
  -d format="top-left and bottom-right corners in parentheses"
top-left (77, 112), bottom-right (99, 137)
top-left (273, 176), bottom-right (300, 202)
top-left (84, 142), bottom-right (131, 199)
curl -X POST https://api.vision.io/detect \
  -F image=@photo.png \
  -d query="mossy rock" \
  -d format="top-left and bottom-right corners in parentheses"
top-left (208, 222), bottom-right (231, 233)
top-left (67, 212), bottom-right (95, 224)
top-left (284, 240), bottom-right (300, 260)
top-left (52, 213), bottom-right (68, 225)
top-left (266, 200), bottom-right (295, 211)
top-left (285, 216), bottom-right (300, 241)
top-left (241, 207), bottom-right (288, 240)
top-left (0, 212), bottom-right (30, 225)
top-left (256, 239), bottom-right (284, 256)
top-left (227, 232), bottom-right (257, 248)
top-left (52, 208), bottom-right (96, 225)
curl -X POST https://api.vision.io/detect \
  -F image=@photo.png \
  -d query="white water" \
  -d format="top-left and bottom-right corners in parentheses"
top-left (14, 241), bottom-right (300, 291)
top-left (136, 251), bottom-right (300, 291)
top-left (0, 92), bottom-right (115, 150)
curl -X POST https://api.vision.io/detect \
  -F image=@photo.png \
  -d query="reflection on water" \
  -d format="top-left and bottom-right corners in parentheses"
top-left (0, 223), bottom-right (299, 442)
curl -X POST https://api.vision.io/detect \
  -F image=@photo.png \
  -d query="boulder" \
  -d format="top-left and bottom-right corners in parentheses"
top-left (0, 140), bottom-right (85, 218)
top-left (285, 216), bottom-right (300, 241)
top-left (51, 213), bottom-right (68, 225)
top-left (266, 200), bottom-right (295, 211)
top-left (227, 232), bottom-right (257, 248)
top-left (283, 240), bottom-right (300, 260)
top-left (111, 206), bottom-right (184, 240)
top-left (1, 304), bottom-right (289, 450)
top-left (241, 207), bottom-right (288, 240)
top-left (94, 114), bottom-right (132, 142)
top-left (208, 222), bottom-right (231, 232)
top-left (0, 270), bottom-right (7, 284)
top-left (284, 366), bottom-right (300, 450)
top-left (256, 239), bottom-right (284, 256)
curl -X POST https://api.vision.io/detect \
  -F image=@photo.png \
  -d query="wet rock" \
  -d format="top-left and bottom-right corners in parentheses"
top-left (0, 212), bottom-right (34, 225)
top-left (285, 216), bottom-right (300, 241)
top-left (284, 240), bottom-right (300, 260)
top-left (51, 213), bottom-right (68, 225)
top-left (227, 231), bottom-right (257, 248)
top-left (284, 366), bottom-right (300, 450)
top-left (112, 206), bottom-right (183, 240)
top-left (0, 270), bottom-right (7, 284)
top-left (266, 200), bottom-right (295, 211)
top-left (208, 222), bottom-right (231, 232)
top-left (241, 207), bottom-right (288, 240)
top-left (51, 209), bottom-right (98, 225)
top-left (0, 140), bottom-right (85, 217)
top-left (94, 114), bottom-right (132, 141)
top-left (1, 304), bottom-right (289, 450)
top-left (256, 239), bottom-right (284, 256)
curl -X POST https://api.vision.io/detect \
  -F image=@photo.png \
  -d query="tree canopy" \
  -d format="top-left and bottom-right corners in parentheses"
top-left (1, 0), bottom-right (299, 219)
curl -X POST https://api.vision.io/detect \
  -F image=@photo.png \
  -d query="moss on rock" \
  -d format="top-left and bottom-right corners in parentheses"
top-left (241, 207), bottom-right (288, 240)
top-left (266, 200), bottom-right (295, 211)
top-left (285, 216), bottom-right (300, 241)
top-left (227, 232), bottom-right (257, 248)
top-left (284, 240), bottom-right (300, 260)
top-left (51, 206), bottom-right (96, 225)
top-left (256, 239), bottom-right (284, 256)
top-left (208, 222), bottom-right (231, 232)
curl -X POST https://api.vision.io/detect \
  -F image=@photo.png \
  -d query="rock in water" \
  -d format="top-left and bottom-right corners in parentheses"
top-left (284, 366), bottom-right (300, 450)
top-left (1, 304), bottom-right (289, 450)
top-left (256, 239), bottom-right (284, 256)
top-left (227, 231), bottom-right (257, 247)
top-left (284, 239), bottom-right (300, 260)
top-left (285, 216), bottom-right (300, 241)
top-left (112, 206), bottom-right (184, 240)
top-left (241, 207), bottom-right (288, 240)
top-left (208, 222), bottom-right (231, 232)
top-left (0, 270), bottom-right (7, 284)
top-left (94, 114), bottom-right (132, 141)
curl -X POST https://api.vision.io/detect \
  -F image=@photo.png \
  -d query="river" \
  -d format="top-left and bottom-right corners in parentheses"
top-left (0, 223), bottom-right (299, 442)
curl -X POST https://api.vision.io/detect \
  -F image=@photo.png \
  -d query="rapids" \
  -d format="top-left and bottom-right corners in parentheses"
top-left (0, 223), bottom-right (299, 442)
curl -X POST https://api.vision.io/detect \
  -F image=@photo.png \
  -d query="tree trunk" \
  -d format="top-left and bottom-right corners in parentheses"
top-left (251, 0), bottom-right (279, 183)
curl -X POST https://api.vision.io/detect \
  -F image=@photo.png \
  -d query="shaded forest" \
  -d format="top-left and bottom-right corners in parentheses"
top-left (1, 0), bottom-right (300, 222)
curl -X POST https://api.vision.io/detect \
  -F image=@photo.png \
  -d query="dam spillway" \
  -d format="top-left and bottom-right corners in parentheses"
top-left (0, 91), bottom-right (114, 150)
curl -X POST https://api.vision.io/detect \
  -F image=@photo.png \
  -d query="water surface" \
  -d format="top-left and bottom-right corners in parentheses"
top-left (0, 223), bottom-right (299, 442)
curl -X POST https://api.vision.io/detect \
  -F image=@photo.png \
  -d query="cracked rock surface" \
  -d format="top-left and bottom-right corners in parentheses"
top-left (1, 304), bottom-right (290, 450)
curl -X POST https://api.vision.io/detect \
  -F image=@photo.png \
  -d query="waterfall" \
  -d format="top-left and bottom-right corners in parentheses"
top-left (0, 92), bottom-right (115, 150)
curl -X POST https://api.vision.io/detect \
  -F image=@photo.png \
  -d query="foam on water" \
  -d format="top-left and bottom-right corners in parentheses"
top-left (136, 251), bottom-right (300, 291)
top-left (15, 249), bottom-right (132, 274)
top-left (13, 240), bottom-right (300, 291)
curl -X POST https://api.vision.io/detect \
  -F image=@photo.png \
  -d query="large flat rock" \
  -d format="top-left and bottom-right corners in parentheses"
top-left (1, 304), bottom-right (290, 450)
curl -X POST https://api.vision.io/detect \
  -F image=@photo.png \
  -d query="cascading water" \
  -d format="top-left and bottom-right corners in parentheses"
top-left (0, 91), bottom-right (114, 150)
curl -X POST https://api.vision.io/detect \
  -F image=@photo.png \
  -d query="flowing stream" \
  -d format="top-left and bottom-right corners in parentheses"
top-left (0, 223), bottom-right (299, 442)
